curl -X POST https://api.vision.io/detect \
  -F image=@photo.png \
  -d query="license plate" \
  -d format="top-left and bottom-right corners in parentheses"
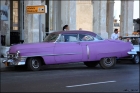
top-left (5, 62), bottom-right (8, 66)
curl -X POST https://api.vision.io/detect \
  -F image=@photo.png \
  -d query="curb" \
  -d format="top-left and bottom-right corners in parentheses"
top-left (0, 62), bottom-right (85, 72)
top-left (0, 67), bottom-right (15, 72)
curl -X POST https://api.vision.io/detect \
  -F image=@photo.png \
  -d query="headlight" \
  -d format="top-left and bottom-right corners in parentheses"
top-left (6, 51), bottom-right (9, 55)
top-left (15, 50), bottom-right (20, 58)
top-left (6, 51), bottom-right (10, 58)
top-left (17, 51), bottom-right (20, 54)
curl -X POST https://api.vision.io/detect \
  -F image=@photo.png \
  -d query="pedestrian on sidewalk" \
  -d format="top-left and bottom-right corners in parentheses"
top-left (111, 29), bottom-right (122, 40)
top-left (63, 25), bottom-right (69, 31)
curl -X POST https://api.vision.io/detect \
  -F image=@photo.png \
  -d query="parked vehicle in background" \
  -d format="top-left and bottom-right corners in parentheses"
top-left (121, 35), bottom-right (140, 64)
top-left (2, 30), bottom-right (134, 71)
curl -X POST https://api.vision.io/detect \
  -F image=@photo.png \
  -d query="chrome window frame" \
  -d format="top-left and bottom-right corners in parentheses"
top-left (54, 33), bottom-right (104, 43)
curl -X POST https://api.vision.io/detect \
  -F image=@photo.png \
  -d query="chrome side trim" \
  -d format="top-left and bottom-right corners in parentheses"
top-left (86, 45), bottom-right (90, 59)
top-left (21, 52), bottom-right (82, 57)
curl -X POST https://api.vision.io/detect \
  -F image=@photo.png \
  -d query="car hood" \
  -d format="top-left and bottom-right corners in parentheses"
top-left (9, 42), bottom-right (55, 53)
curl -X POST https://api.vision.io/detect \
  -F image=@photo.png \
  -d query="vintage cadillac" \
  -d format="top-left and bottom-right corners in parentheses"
top-left (2, 30), bottom-right (137, 71)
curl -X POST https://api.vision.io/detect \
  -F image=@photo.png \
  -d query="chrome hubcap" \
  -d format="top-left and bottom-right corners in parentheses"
top-left (104, 58), bottom-right (114, 67)
top-left (31, 59), bottom-right (39, 68)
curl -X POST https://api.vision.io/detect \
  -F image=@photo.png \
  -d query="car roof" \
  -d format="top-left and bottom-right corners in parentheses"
top-left (51, 30), bottom-right (97, 36)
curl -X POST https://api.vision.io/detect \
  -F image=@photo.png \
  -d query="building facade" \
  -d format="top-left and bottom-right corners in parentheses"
top-left (0, 0), bottom-right (135, 46)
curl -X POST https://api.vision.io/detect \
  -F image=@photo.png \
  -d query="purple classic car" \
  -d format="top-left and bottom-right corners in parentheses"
top-left (2, 30), bottom-right (134, 71)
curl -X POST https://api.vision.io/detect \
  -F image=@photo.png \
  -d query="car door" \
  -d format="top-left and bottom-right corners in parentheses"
top-left (54, 34), bottom-right (83, 63)
top-left (79, 34), bottom-right (104, 61)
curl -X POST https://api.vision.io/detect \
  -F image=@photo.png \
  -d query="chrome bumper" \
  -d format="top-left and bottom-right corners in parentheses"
top-left (127, 49), bottom-right (137, 55)
top-left (2, 57), bottom-right (26, 66)
top-left (127, 51), bottom-right (137, 55)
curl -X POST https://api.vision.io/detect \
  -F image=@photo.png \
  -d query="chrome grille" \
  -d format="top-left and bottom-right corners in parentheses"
top-left (7, 54), bottom-right (16, 59)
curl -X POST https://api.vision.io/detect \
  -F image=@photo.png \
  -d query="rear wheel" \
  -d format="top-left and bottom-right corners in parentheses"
top-left (84, 61), bottom-right (99, 67)
top-left (27, 57), bottom-right (42, 71)
top-left (99, 57), bottom-right (116, 69)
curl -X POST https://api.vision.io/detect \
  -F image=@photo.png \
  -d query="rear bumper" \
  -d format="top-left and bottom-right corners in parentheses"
top-left (127, 48), bottom-right (139, 55)
top-left (127, 51), bottom-right (137, 55)
top-left (2, 57), bottom-right (26, 66)
top-left (117, 49), bottom-right (139, 60)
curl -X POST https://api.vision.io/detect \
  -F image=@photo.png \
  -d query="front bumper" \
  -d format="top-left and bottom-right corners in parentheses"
top-left (2, 57), bottom-right (27, 66)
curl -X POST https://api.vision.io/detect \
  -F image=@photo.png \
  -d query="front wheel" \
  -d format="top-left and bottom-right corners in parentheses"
top-left (99, 57), bottom-right (116, 69)
top-left (27, 57), bottom-right (42, 71)
top-left (132, 54), bottom-right (139, 64)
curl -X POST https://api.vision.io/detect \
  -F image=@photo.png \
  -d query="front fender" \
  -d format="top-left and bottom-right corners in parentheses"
top-left (19, 47), bottom-right (54, 57)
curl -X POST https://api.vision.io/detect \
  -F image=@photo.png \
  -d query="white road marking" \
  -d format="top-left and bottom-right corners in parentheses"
top-left (66, 80), bottom-right (116, 88)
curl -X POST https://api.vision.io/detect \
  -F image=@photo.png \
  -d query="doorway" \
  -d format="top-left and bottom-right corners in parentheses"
top-left (10, 0), bottom-right (20, 45)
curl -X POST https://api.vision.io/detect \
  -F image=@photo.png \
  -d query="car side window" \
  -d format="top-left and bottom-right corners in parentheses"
top-left (60, 34), bottom-right (78, 42)
top-left (79, 34), bottom-right (94, 41)
top-left (44, 33), bottom-right (59, 42)
top-left (79, 34), bottom-right (103, 41)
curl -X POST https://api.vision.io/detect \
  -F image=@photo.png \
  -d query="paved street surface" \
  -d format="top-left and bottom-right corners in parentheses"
top-left (0, 61), bottom-right (139, 92)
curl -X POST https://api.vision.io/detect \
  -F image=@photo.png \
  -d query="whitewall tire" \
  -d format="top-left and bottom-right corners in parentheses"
top-left (99, 57), bottom-right (116, 69)
top-left (27, 57), bottom-right (42, 71)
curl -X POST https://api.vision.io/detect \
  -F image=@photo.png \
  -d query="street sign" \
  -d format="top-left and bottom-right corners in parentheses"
top-left (26, 5), bottom-right (47, 14)
top-left (26, 5), bottom-right (47, 42)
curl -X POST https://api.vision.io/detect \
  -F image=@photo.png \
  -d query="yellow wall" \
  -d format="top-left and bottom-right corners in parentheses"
top-left (76, 1), bottom-right (93, 31)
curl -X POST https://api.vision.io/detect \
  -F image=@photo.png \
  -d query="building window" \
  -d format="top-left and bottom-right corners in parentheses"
top-left (114, 23), bottom-right (120, 27)
top-left (13, 1), bottom-right (18, 30)
top-left (23, 1), bottom-right (24, 29)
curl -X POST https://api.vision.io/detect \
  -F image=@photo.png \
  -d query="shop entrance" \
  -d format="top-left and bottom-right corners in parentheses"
top-left (10, 0), bottom-right (21, 45)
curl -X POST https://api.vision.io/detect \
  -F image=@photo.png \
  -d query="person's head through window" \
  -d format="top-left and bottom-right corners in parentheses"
top-left (82, 36), bottom-right (88, 41)
top-left (114, 29), bottom-right (118, 34)
top-left (63, 25), bottom-right (69, 31)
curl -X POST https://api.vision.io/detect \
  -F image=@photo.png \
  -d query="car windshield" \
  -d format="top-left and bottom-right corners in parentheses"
top-left (43, 33), bottom-right (59, 42)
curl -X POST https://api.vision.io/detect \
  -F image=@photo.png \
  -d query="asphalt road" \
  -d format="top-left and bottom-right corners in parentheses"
top-left (0, 61), bottom-right (139, 92)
